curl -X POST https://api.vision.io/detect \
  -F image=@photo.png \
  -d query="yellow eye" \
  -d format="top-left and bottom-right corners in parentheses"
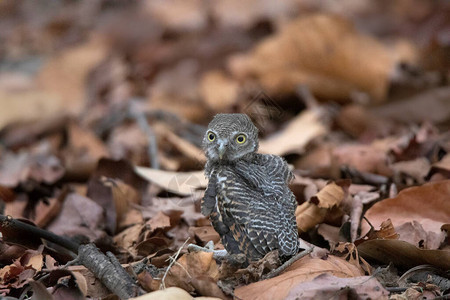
top-left (207, 132), bottom-right (216, 142)
top-left (236, 134), bottom-right (246, 144)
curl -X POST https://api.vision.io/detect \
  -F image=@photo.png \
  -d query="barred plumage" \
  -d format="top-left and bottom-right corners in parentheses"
top-left (202, 113), bottom-right (299, 262)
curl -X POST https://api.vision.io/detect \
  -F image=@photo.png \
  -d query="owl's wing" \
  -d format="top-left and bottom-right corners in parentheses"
top-left (235, 155), bottom-right (299, 257)
top-left (201, 174), bottom-right (216, 217)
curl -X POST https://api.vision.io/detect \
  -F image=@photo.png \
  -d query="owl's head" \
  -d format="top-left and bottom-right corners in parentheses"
top-left (203, 113), bottom-right (259, 163)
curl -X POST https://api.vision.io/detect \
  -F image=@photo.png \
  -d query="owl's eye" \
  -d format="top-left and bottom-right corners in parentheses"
top-left (236, 134), bottom-right (246, 144)
top-left (207, 132), bottom-right (216, 142)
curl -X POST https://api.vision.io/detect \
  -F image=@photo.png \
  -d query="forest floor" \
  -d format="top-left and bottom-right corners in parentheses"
top-left (0, 1), bottom-right (449, 299)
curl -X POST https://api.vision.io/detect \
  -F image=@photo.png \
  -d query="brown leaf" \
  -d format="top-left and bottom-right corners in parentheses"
top-left (0, 151), bottom-right (64, 187)
top-left (47, 193), bottom-right (106, 241)
top-left (87, 177), bottom-right (140, 234)
top-left (332, 143), bottom-right (392, 176)
top-left (363, 180), bottom-right (450, 247)
top-left (358, 239), bottom-right (450, 270)
top-left (259, 109), bottom-right (328, 156)
top-left (147, 211), bottom-right (172, 231)
top-left (157, 251), bottom-right (220, 295)
top-left (295, 181), bottom-right (347, 233)
top-left (234, 255), bottom-right (364, 300)
top-left (68, 266), bottom-right (110, 299)
top-left (29, 280), bottom-right (53, 300)
top-left (37, 35), bottom-right (107, 115)
top-left (366, 219), bottom-right (400, 240)
top-left (285, 274), bottom-right (388, 300)
top-left (199, 70), bottom-right (239, 112)
top-left (396, 221), bottom-right (445, 250)
top-left (428, 153), bottom-right (450, 180)
top-left (129, 287), bottom-right (194, 300)
top-left (229, 14), bottom-right (416, 102)
top-left (371, 86), bottom-right (450, 124)
top-left (63, 121), bottom-right (109, 180)
top-left (113, 223), bottom-right (144, 256)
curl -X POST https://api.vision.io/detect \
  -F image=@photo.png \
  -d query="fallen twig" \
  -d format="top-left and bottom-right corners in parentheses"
top-left (0, 214), bottom-right (79, 255)
top-left (129, 99), bottom-right (159, 169)
top-left (160, 238), bottom-right (190, 289)
top-left (77, 243), bottom-right (144, 299)
top-left (261, 247), bottom-right (314, 280)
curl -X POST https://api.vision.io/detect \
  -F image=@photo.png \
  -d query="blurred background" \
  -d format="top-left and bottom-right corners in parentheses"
top-left (0, 1), bottom-right (449, 297)
top-left (0, 0), bottom-right (449, 176)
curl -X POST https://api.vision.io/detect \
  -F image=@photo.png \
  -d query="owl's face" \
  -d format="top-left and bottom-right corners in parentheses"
top-left (203, 113), bottom-right (259, 163)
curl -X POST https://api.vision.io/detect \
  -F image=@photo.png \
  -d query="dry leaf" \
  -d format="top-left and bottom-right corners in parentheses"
top-left (234, 255), bottom-right (364, 300)
top-left (296, 181), bottom-right (347, 233)
top-left (199, 70), bottom-right (240, 112)
top-left (135, 167), bottom-right (206, 196)
top-left (37, 35), bottom-right (107, 115)
top-left (332, 143), bottom-right (392, 176)
top-left (68, 266), bottom-right (111, 299)
top-left (371, 86), bottom-right (450, 124)
top-left (428, 153), bottom-right (450, 180)
top-left (47, 193), bottom-right (106, 241)
top-left (285, 273), bottom-right (388, 300)
top-left (259, 109), bottom-right (328, 156)
top-left (229, 14), bottom-right (416, 102)
top-left (358, 239), bottom-right (450, 270)
top-left (130, 287), bottom-right (193, 300)
top-left (147, 211), bottom-right (172, 230)
top-left (363, 180), bottom-right (450, 244)
top-left (366, 219), bottom-right (400, 240)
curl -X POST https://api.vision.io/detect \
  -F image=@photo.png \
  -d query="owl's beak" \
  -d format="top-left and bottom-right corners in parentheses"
top-left (218, 142), bottom-right (226, 159)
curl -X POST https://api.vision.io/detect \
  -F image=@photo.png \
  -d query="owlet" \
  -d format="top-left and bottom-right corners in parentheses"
top-left (201, 113), bottom-right (299, 263)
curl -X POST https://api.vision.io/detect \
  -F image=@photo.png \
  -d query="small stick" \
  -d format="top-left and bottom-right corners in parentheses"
top-left (0, 215), bottom-right (79, 255)
top-left (129, 99), bottom-right (159, 169)
top-left (262, 247), bottom-right (313, 280)
top-left (160, 238), bottom-right (190, 289)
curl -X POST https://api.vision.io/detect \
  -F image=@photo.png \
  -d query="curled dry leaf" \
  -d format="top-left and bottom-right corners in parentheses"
top-left (234, 254), bottom-right (364, 300)
top-left (295, 181), bottom-right (347, 233)
top-left (259, 109), bottom-right (328, 156)
top-left (331, 243), bottom-right (371, 274)
top-left (428, 153), bottom-right (450, 180)
top-left (68, 265), bottom-right (111, 299)
top-left (363, 180), bottom-right (450, 246)
top-left (365, 219), bottom-right (400, 241)
top-left (229, 14), bottom-right (416, 102)
top-left (135, 167), bottom-right (207, 196)
top-left (87, 177), bottom-right (141, 234)
top-left (151, 251), bottom-right (221, 297)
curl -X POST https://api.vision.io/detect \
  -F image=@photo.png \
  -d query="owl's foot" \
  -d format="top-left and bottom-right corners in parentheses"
top-left (187, 241), bottom-right (228, 261)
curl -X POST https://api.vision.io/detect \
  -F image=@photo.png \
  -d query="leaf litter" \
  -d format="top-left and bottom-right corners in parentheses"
top-left (0, 1), bottom-right (449, 299)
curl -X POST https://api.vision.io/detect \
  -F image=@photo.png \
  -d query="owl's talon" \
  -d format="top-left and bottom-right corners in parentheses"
top-left (187, 243), bottom-right (212, 253)
top-left (187, 243), bottom-right (228, 261)
top-left (204, 240), bottom-right (215, 250)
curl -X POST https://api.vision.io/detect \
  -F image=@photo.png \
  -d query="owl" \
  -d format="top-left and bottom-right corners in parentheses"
top-left (201, 113), bottom-right (299, 263)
